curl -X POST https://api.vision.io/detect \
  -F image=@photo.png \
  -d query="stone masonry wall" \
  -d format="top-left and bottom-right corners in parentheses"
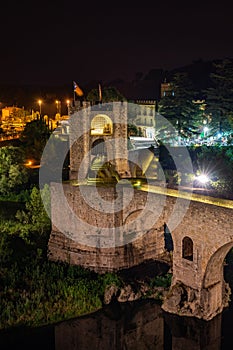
top-left (48, 183), bottom-right (167, 272)
top-left (48, 182), bottom-right (233, 277)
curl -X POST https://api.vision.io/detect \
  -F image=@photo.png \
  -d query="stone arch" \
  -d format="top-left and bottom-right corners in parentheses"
top-left (124, 209), bottom-right (143, 225)
top-left (203, 242), bottom-right (233, 289)
top-left (91, 138), bottom-right (106, 156)
top-left (90, 114), bottom-right (113, 135)
top-left (182, 236), bottom-right (193, 261)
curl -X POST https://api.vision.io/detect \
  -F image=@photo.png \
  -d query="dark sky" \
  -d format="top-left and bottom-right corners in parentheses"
top-left (1, 1), bottom-right (233, 87)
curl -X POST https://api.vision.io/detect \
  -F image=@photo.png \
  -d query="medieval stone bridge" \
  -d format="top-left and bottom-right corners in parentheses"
top-left (46, 101), bottom-right (233, 321)
top-left (48, 182), bottom-right (233, 321)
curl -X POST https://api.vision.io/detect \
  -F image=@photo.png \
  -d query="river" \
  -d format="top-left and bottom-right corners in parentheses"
top-left (0, 297), bottom-right (233, 350)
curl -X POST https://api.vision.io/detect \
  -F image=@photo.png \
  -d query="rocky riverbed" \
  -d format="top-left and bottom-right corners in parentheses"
top-left (103, 259), bottom-right (172, 305)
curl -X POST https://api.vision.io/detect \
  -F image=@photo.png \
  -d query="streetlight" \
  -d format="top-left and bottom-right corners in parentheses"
top-left (66, 99), bottom-right (70, 115)
top-left (55, 100), bottom-right (61, 115)
top-left (55, 100), bottom-right (59, 114)
top-left (38, 100), bottom-right (42, 116)
top-left (195, 174), bottom-right (209, 184)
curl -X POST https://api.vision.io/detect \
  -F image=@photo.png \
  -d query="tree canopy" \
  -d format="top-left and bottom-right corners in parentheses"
top-left (195, 145), bottom-right (233, 198)
top-left (19, 119), bottom-right (51, 163)
top-left (205, 59), bottom-right (233, 134)
top-left (87, 86), bottom-right (126, 103)
top-left (15, 185), bottom-right (51, 243)
top-left (0, 146), bottom-right (28, 195)
top-left (158, 72), bottom-right (203, 141)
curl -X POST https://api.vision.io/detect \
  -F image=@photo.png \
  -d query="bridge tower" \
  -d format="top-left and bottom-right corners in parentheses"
top-left (48, 100), bottom-right (162, 273)
top-left (69, 101), bottom-right (131, 182)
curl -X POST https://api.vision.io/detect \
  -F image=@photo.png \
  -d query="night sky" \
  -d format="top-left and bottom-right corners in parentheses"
top-left (0, 1), bottom-right (233, 87)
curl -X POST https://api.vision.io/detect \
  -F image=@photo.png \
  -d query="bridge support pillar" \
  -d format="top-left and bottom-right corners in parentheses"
top-left (162, 278), bottom-right (231, 321)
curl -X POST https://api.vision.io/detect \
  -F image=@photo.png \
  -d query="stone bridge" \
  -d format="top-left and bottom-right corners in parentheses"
top-left (48, 182), bottom-right (233, 321)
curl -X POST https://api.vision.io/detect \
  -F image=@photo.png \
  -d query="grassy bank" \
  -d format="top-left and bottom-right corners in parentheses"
top-left (0, 228), bottom-right (111, 330)
top-left (0, 188), bottom-right (170, 331)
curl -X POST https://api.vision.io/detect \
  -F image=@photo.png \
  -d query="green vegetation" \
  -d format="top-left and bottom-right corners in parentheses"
top-left (0, 253), bottom-right (103, 329)
top-left (0, 185), bottom-right (112, 330)
top-left (19, 119), bottom-right (51, 163)
top-left (158, 72), bottom-right (203, 139)
top-left (158, 59), bottom-right (233, 143)
top-left (158, 143), bottom-right (233, 198)
top-left (193, 145), bottom-right (233, 198)
top-left (0, 146), bottom-right (29, 196)
top-left (0, 182), bottom-right (171, 330)
top-left (86, 86), bottom-right (126, 102)
top-left (205, 59), bottom-right (233, 133)
top-left (149, 273), bottom-right (172, 289)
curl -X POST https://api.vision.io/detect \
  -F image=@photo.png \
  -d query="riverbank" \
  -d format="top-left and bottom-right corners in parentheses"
top-left (0, 193), bottom-right (173, 332)
top-left (0, 212), bottom-right (172, 331)
top-left (104, 260), bottom-right (172, 305)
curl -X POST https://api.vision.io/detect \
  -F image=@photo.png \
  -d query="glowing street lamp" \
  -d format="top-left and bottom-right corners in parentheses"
top-left (66, 99), bottom-right (70, 115)
top-left (55, 100), bottom-right (59, 113)
top-left (195, 174), bottom-right (209, 184)
top-left (38, 100), bottom-right (42, 115)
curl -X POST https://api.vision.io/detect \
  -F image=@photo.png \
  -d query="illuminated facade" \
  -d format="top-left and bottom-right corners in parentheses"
top-left (0, 106), bottom-right (34, 134)
top-left (129, 100), bottom-right (156, 139)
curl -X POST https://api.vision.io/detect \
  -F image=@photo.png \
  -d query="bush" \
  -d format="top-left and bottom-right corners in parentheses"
top-left (149, 273), bottom-right (172, 289)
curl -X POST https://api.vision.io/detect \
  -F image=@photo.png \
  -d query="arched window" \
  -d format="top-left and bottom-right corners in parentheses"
top-left (182, 237), bottom-right (193, 261)
top-left (90, 114), bottom-right (113, 135)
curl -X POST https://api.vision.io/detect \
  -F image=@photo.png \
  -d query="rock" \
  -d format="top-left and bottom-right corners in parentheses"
top-left (104, 284), bottom-right (119, 304)
top-left (117, 284), bottom-right (141, 302)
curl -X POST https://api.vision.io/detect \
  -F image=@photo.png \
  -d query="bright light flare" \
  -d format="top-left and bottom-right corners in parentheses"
top-left (25, 160), bottom-right (33, 166)
top-left (195, 174), bottom-right (209, 184)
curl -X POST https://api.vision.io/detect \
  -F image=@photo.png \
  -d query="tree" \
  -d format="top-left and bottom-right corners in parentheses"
top-left (205, 59), bottom-right (233, 134)
top-left (15, 185), bottom-right (51, 244)
top-left (11, 107), bottom-right (29, 123)
top-left (127, 123), bottom-right (140, 136)
top-left (87, 86), bottom-right (126, 103)
top-left (0, 146), bottom-right (28, 195)
top-left (158, 72), bottom-right (203, 141)
top-left (20, 119), bottom-right (51, 163)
